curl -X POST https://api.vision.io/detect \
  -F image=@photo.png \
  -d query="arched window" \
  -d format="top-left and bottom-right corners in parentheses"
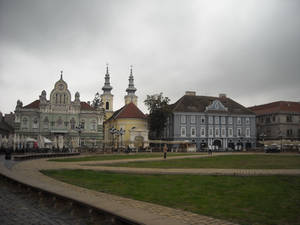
top-left (106, 102), bottom-right (109, 110)
top-left (70, 118), bottom-right (75, 130)
top-left (44, 117), bottom-right (49, 129)
top-left (81, 120), bottom-right (85, 130)
top-left (91, 120), bottom-right (96, 131)
top-left (57, 117), bottom-right (63, 127)
top-left (22, 117), bottom-right (28, 128)
top-left (32, 117), bottom-right (39, 129)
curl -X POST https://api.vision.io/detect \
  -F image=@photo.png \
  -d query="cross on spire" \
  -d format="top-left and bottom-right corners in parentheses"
top-left (60, 70), bottom-right (63, 80)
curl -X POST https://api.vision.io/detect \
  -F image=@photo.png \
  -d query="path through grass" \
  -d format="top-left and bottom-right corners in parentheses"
top-left (42, 169), bottom-right (300, 225)
top-left (106, 154), bottom-right (300, 169)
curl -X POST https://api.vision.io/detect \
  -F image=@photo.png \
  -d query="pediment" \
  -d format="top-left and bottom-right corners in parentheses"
top-left (205, 100), bottom-right (228, 112)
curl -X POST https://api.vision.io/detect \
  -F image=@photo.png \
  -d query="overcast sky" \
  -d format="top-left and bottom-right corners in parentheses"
top-left (1, 0), bottom-right (299, 114)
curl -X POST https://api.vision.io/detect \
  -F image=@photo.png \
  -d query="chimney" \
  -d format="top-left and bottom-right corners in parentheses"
top-left (87, 101), bottom-right (90, 105)
top-left (219, 93), bottom-right (227, 98)
top-left (185, 91), bottom-right (196, 96)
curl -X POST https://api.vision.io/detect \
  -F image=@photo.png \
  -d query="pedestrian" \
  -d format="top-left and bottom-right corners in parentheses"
top-left (163, 144), bottom-right (167, 159)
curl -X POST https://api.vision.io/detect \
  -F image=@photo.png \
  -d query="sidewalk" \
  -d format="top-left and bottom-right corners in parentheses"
top-left (1, 153), bottom-right (299, 225)
top-left (0, 154), bottom-right (238, 225)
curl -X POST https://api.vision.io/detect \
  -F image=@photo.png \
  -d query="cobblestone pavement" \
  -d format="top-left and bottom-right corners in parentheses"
top-left (1, 153), bottom-right (299, 225)
top-left (0, 179), bottom-right (97, 225)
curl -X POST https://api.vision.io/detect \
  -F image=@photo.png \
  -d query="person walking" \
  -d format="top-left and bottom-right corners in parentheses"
top-left (163, 144), bottom-right (167, 159)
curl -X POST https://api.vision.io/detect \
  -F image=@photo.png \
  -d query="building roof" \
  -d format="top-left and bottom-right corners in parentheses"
top-left (22, 100), bottom-right (96, 111)
top-left (80, 102), bottom-right (95, 111)
top-left (169, 95), bottom-right (254, 115)
top-left (248, 101), bottom-right (300, 115)
top-left (106, 103), bottom-right (146, 122)
top-left (23, 100), bottom-right (40, 109)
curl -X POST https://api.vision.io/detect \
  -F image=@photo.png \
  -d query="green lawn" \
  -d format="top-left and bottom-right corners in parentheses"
top-left (106, 154), bottom-right (300, 169)
top-left (49, 153), bottom-right (198, 162)
top-left (42, 169), bottom-right (300, 225)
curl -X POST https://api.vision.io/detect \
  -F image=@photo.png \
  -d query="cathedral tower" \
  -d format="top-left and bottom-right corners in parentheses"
top-left (124, 65), bottom-right (138, 106)
top-left (101, 64), bottom-right (114, 118)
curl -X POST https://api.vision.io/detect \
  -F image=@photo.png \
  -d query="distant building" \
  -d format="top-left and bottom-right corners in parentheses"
top-left (103, 66), bottom-right (149, 149)
top-left (0, 112), bottom-right (14, 149)
top-left (14, 72), bottom-right (105, 150)
top-left (164, 91), bottom-right (256, 150)
top-left (249, 101), bottom-right (300, 141)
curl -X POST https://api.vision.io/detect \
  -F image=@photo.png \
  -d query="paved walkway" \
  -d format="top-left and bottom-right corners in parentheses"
top-left (1, 153), bottom-right (299, 225)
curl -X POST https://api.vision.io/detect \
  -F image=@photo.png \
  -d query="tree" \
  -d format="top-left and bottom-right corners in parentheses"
top-left (91, 92), bottom-right (103, 109)
top-left (144, 93), bottom-right (171, 139)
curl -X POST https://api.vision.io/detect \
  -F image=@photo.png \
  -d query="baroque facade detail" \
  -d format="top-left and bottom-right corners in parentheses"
top-left (14, 72), bottom-right (105, 150)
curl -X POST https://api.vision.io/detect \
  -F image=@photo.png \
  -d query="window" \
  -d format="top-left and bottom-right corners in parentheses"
top-left (191, 115), bottom-right (196, 124)
top-left (70, 118), bottom-right (75, 130)
top-left (237, 117), bottom-right (241, 125)
top-left (246, 128), bottom-right (250, 137)
top-left (181, 115), bottom-right (186, 124)
top-left (209, 127), bottom-right (213, 137)
top-left (201, 116), bottom-right (205, 124)
top-left (191, 127), bottom-right (196, 137)
top-left (221, 127), bottom-right (226, 137)
top-left (43, 117), bottom-right (49, 129)
top-left (33, 118), bottom-right (38, 129)
top-left (201, 127), bottom-right (205, 137)
top-left (81, 120), bottom-right (85, 129)
top-left (91, 120), bottom-right (96, 131)
top-left (286, 115), bottom-right (292, 122)
top-left (208, 116), bottom-right (213, 124)
top-left (215, 128), bottom-right (219, 137)
top-left (228, 117), bottom-right (233, 124)
top-left (221, 117), bottom-right (226, 124)
top-left (181, 127), bottom-right (186, 137)
top-left (215, 116), bottom-right (219, 124)
top-left (237, 128), bottom-right (242, 137)
top-left (57, 117), bottom-right (63, 127)
top-left (266, 117), bottom-right (271, 123)
top-left (228, 128), bottom-right (233, 137)
top-left (106, 102), bottom-right (109, 110)
top-left (22, 117), bottom-right (28, 128)
top-left (64, 121), bottom-right (69, 127)
top-left (246, 118), bottom-right (250, 124)
top-left (272, 115), bottom-right (276, 122)
top-left (287, 129), bottom-right (293, 136)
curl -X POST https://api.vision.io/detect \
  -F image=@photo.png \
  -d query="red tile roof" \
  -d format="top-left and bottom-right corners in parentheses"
top-left (80, 102), bottom-right (95, 111)
top-left (22, 100), bottom-right (95, 111)
top-left (23, 100), bottom-right (40, 109)
top-left (108, 103), bottom-right (146, 121)
top-left (248, 101), bottom-right (300, 115)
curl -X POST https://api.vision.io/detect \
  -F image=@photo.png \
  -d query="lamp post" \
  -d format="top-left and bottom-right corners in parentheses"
top-left (119, 128), bottom-right (125, 150)
top-left (278, 130), bottom-right (283, 152)
top-left (76, 122), bottom-right (84, 150)
top-left (260, 133), bottom-right (266, 149)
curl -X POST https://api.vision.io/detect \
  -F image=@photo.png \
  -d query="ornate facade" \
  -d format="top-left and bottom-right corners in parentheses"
top-left (164, 91), bottom-right (256, 151)
top-left (103, 66), bottom-right (149, 149)
top-left (14, 72), bottom-right (104, 150)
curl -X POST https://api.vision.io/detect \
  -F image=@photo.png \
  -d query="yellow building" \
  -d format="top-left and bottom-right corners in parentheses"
top-left (104, 103), bottom-right (148, 149)
top-left (103, 66), bottom-right (149, 150)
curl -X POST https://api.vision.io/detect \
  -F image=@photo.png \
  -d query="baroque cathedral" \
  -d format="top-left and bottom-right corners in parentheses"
top-left (14, 71), bottom-right (104, 150)
top-left (13, 66), bottom-right (148, 150)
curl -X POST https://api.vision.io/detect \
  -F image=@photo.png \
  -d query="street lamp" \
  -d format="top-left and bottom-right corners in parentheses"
top-left (260, 133), bottom-right (266, 149)
top-left (119, 128), bottom-right (125, 150)
top-left (278, 130), bottom-right (283, 152)
top-left (76, 122), bottom-right (84, 149)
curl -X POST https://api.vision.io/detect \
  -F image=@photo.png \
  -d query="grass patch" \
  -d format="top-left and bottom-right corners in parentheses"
top-left (49, 153), bottom-right (198, 162)
top-left (107, 154), bottom-right (300, 169)
top-left (42, 169), bottom-right (300, 225)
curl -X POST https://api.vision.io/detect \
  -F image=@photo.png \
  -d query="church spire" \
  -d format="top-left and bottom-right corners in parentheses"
top-left (125, 65), bottom-right (138, 106)
top-left (126, 65), bottom-right (137, 95)
top-left (102, 63), bottom-right (113, 94)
